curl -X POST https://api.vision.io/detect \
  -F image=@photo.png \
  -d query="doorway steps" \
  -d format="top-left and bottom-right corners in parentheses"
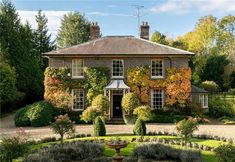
top-left (106, 118), bottom-right (125, 124)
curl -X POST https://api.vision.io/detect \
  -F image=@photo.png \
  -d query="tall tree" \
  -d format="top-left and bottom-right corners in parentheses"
top-left (201, 54), bottom-right (229, 90)
top-left (34, 10), bottom-right (55, 69)
top-left (57, 12), bottom-right (90, 48)
top-left (0, 0), bottom-right (43, 105)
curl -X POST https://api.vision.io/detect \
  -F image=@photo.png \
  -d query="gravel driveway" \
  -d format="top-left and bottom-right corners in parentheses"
top-left (1, 113), bottom-right (235, 140)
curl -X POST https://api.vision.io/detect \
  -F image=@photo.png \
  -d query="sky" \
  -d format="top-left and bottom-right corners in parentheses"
top-left (4, 0), bottom-right (235, 40)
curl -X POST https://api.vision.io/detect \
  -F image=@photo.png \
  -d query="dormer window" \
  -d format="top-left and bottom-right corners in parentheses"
top-left (151, 59), bottom-right (164, 78)
top-left (72, 59), bottom-right (84, 78)
top-left (112, 59), bottom-right (124, 78)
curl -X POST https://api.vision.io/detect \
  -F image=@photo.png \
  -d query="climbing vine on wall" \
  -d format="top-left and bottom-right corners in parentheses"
top-left (44, 67), bottom-right (110, 109)
top-left (127, 66), bottom-right (191, 107)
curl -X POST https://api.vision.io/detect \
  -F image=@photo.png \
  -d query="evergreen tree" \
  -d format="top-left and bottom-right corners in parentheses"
top-left (34, 10), bottom-right (55, 69)
top-left (57, 12), bottom-right (90, 48)
top-left (0, 0), bottom-right (43, 104)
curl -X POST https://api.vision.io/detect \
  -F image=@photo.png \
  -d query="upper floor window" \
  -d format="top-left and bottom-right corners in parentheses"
top-left (199, 94), bottom-right (208, 108)
top-left (72, 89), bottom-right (84, 111)
top-left (151, 89), bottom-right (164, 109)
top-left (151, 59), bottom-right (164, 78)
top-left (72, 59), bottom-right (84, 78)
top-left (112, 59), bottom-right (124, 78)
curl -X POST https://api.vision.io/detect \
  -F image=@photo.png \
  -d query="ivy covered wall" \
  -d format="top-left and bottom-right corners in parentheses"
top-left (127, 66), bottom-right (191, 107)
top-left (44, 66), bottom-right (191, 110)
top-left (44, 67), bottom-right (110, 109)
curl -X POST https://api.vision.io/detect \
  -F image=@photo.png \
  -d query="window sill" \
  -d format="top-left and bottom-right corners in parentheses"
top-left (112, 76), bottom-right (124, 79)
top-left (71, 76), bottom-right (84, 79)
top-left (151, 76), bottom-right (164, 79)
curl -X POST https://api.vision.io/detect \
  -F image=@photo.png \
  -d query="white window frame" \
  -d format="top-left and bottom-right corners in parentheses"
top-left (199, 94), bottom-right (208, 108)
top-left (151, 59), bottom-right (164, 79)
top-left (72, 59), bottom-right (84, 78)
top-left (72, 89), bottom-right (84, 111)
top-left (112, 59), bottom-right (124, 78)
top-left (151, 89), bottom-right (164, 109)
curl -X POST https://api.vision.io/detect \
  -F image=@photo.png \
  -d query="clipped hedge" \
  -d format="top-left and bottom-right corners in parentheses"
top-left (133, 118), bottom-right (146, 135)
top-left (15, 101), bottom-right (54, 127)
top-left (94, 116), bottom-right (106, 136)
top-left (149, 114), bottom-right (185, 123)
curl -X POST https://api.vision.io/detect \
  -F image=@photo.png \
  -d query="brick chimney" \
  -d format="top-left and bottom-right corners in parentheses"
top-left (140, 21), bottom-right (149, 40)
top-left (90, 22), bottom-right (100, 40)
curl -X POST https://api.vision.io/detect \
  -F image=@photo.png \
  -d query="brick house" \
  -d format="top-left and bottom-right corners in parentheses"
top-left (43, 22), bottom-right (208, 119)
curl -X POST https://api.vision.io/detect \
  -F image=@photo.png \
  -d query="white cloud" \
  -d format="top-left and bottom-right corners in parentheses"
top-left (17, 10), bottom-right (133, 40)
top-left (150, 0), bottom-right (235, 14)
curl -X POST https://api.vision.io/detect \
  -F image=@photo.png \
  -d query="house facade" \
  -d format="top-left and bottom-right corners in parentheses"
top-left (43, 22), bottom-right (208, 119)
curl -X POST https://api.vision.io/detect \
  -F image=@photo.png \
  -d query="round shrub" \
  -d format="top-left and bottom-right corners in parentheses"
top-left (28, 102), bottom-right (54, 127)
top-left (14, 101), bottom-right (55, 127)
top-left (92, 94), bottom-right (109, 114)
top-left (209, 97), bottom-right (235, 117)
top-left (14, 106), bottom-right (30, 126)
top-left (94, 116), bottom-right (106, 136)
top-left (81, 106), bottom-right (102, 123)
top-left (133, 105), bottom-right (151, 121)
top-left (201, 80), bottom-right (219, 92)
top-left (122, 93), bottom-right (140, 115)
top-left (133, 118), bottom-right (146, 135)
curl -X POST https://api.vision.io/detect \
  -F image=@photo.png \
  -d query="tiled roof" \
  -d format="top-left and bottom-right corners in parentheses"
top-left (43, 36), bottom-right (194, 56)
top-left (191, 85), bottom-right (208, 93)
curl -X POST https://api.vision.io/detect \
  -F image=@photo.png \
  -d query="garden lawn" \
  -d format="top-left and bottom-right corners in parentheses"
top-left (23, 135), bottom-right (229, 162)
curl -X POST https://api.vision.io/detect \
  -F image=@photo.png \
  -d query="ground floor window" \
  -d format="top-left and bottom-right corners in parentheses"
top-left (199, 94), bottom-right (208, 108)
top-left (151, 89), bottom-right (164, 109)
top-left (72, 89), bottom-right (84, 111)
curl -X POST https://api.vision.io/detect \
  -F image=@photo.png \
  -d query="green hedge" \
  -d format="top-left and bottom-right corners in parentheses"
top-left (15, 101), bottom-right (54, 127)
top-left (208, 98), bottom-right (235, 118)
top-left (133, 118), bottom-right (146, 135)
top-left (149, 114), bottom-right (186, 123)
top-left (94, 116), bottom-right (106, 136)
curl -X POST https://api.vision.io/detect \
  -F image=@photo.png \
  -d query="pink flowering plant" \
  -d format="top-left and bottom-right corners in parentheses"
top-left (51, 114), bottom-right (75, 144)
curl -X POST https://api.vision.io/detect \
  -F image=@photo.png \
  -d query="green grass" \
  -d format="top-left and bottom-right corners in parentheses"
top-left (28, 134), bottom-right (229, 162)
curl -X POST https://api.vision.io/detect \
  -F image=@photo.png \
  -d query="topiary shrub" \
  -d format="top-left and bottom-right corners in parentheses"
top-left (214, 144), bottom-right (235, 162)
top-left (133, 105), bottom-right (151, 121)
top-left (14, 107), bottom-right (30, 126)
top-left (94, 116), bottom-right (106, 136)
top-left (122, 93), bottom-right (140, 115)
top-left (14, 101), bottom-right (55, 127)
top-left (91, 94), bottom-right (109, 115)
top-left (209, 97), bottom-right (235, 117)
top-left (133, 118), bottom-right (146, 135)
top-left (201, 80), bottom-right (220, 92)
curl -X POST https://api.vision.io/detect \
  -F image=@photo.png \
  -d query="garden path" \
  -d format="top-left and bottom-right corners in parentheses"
top-left (0, 114), bottom-right (234, 140)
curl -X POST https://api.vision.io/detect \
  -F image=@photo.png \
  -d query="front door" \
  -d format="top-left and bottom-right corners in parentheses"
top-left (112, 95), bottom-right (123, 118)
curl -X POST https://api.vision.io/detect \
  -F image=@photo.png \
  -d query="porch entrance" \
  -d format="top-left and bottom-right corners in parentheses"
top-left (112, 94), bottom-right (123, 118)
top-left (104, 79), bottom-right (130, 119)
